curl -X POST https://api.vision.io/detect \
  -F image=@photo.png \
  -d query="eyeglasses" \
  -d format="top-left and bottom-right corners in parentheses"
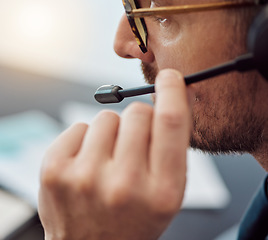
top-left (122, 0), bottom-right (261, 53)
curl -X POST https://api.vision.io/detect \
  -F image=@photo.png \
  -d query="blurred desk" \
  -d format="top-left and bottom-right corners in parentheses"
top-left (0, 67), bottom-right (266, 240)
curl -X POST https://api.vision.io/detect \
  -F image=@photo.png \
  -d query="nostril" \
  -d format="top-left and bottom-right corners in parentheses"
top-left (125, 54), bottom-right (134, 59)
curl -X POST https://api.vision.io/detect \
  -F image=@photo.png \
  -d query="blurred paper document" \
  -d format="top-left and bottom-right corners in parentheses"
top-left (0, 189), bottom-right (35, 239)
top-left (0, 111), bottom-right (61, 207)
top-left (0, 106), bottom-right (231, 210)
top-left (183, 150), bottom-right (231, 209)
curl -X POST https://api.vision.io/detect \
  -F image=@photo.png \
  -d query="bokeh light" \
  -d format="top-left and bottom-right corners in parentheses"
top-left (0, 0), bottom-right (143, 87)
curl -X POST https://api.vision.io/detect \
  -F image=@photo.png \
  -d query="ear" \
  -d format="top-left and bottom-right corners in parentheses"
top-left (248, 5), bottom-right (268, 80)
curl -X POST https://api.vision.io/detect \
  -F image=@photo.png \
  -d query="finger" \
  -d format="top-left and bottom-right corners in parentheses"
top-left (150, 69), bottom-right (192, 182)
top-left (114, 102), bottom-right (153, 171)
top-left (78, 110), bottom-right (120, 162)
top-left (45, 123), bottom-right (89, 159)
top-left (41, 123), bottom-right (89, 181)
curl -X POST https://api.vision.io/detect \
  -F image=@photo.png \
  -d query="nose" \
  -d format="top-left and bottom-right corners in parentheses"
top-left (114, 15), bottom-right (154, 63)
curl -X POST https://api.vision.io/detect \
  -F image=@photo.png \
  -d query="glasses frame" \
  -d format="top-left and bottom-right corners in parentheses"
top-left (123, 0), bottom-right (261, 53)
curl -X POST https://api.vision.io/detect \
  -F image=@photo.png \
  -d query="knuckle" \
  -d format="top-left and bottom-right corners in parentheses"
top-left (150, 185), bottom-right (181, 217)
top-left (40, 154), bottom-right (64, 188)
top-left (124, 102), bottom-right (153, 117)
top-left (105, 181), bottom-right (133, 208)
top-left (40, 169), bottom-right (58, 189)
top-left (96, 110), bottom-right (119, 122)
top-left (73, 170), bottom-right (96, 195)
top-left (72, 122), bottom-right (89, 129)
top-left (157, 109), bottom-right (186, 129)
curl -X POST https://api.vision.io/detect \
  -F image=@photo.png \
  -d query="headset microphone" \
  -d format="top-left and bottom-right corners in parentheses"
top-left (94, 5), bottom-right (268, 104)
top-left (94, 53), bottom-right (254, 104)
top-left (248, 3), bottom-right (268, 80)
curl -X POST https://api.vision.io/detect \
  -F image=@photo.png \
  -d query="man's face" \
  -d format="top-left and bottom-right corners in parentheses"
top-left (114, 0), bottom-right (266, 154)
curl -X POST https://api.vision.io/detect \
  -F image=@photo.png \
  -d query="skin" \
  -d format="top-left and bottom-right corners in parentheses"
top-left (38, 0), bottom-right (268, 239)
top-left (39, 71), bottom-right (192, 240)
top-left (115, 0), bottom-right (268, 165)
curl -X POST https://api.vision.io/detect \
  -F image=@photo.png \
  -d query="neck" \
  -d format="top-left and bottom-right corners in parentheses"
top-left (252, 91), bottom-right (268, 172)
top-left (252, 144), bottom-right (268, 172)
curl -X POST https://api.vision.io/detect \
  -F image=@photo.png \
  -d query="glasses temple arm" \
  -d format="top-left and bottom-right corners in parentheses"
top-left (128, 1), bottom-right (259, 18)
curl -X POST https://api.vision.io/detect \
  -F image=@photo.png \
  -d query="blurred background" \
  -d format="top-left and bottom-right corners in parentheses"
top-left (0, 0), bottom-right (144, 87)
top-left (0, 1), bottom-right (266, 240)
top-left (0, 1), bottom-right (146, 239)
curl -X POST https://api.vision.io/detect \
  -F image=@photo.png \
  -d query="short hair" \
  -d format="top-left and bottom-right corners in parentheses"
top-left (228, 2), bottom-right (263, 51)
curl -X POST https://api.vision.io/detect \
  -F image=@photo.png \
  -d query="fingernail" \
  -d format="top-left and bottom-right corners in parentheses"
top-left (156, 69), bottom-right (182, 82)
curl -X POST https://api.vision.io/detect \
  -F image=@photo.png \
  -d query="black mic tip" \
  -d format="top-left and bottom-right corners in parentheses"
top-left (94, 85), bottom-right (124, 104)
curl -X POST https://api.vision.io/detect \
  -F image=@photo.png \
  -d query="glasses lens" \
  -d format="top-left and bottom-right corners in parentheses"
top-left (123, 0), bottom-right (148, 53)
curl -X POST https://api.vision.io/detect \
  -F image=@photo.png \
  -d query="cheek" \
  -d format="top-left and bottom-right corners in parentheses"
top-left (153, 42), bottom-right (210, 77)
top-left (149, 20), bottom-right (217, 75)
top-left (192, 72), bottom-right (258, 124)
top-left (151, 32), bottom-right (197, 74)
top-left (147, 17), bottom-right (185, 70)
top-left (150, 12), bottom-right (239, 75)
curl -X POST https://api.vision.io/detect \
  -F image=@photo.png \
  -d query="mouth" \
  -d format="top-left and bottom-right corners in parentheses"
top-left (142, 62), bottom-right (157, 104)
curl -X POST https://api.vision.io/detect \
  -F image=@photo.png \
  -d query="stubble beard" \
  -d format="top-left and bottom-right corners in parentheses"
top-left (141, 62), bottom-right (265, 155)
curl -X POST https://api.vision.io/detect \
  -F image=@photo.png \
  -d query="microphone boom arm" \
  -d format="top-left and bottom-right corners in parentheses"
top-left (94, 53), bottom-right (254, 104)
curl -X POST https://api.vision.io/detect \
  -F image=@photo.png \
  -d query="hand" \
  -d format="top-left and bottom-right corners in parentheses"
top-left (38, 69), bottom-right (193, 240)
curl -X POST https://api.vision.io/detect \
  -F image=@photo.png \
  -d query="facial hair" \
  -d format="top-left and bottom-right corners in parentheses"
top-left (190, 72), bottom-right (265, 155)
top-left (141, 62), bottom-right (157, 85)
top-left (141, 62), bottom-right (265, 155)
